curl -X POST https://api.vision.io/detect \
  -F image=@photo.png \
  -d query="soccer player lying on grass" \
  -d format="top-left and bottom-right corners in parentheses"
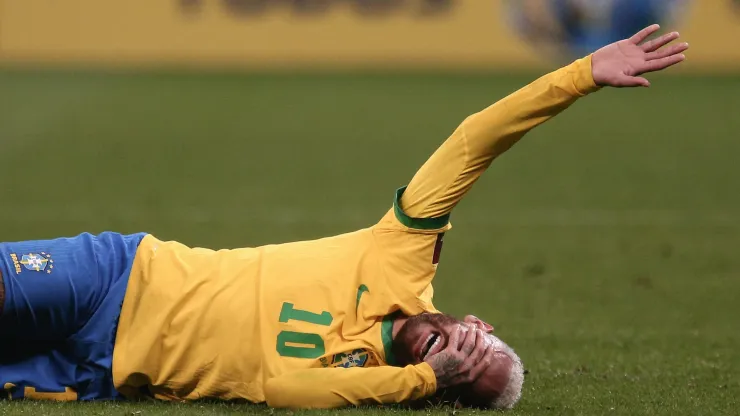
top-left (0, 25), bottom-right (687, 409)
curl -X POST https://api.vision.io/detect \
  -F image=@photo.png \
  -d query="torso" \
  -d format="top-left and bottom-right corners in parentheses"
top-left (112, 209), bottom-right (445, 402)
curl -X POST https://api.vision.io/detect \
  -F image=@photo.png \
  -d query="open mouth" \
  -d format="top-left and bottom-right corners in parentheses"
top-left (419, 333), bottom-right (442, 360)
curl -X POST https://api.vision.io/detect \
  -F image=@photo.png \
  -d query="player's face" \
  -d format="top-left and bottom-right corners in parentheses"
top-left (394, 313), bottom-right (523, 408)
top-left (393, 313), bottom-right (492, 365)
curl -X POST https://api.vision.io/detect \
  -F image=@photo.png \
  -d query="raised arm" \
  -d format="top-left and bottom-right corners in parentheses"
top-left (400, 25), bottom-right (688, 219)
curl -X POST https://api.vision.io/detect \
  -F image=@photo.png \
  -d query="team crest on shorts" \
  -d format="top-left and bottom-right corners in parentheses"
top-left (10, 252), bottom-right (54, 274)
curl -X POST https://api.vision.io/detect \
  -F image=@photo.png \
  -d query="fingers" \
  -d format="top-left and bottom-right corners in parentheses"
top-left (629, 24), bottom-right (661, 45)
top-left (458, 329), bottom-right (486, 371)
top-left (464, 315), bottom-right (494, 333)
top-left (632, 77), bottom-right (651, 88)
top-left (467, 344), bottom-right (496, 382)
top-left (445, 325), bottom-right (464, 352)
top-left (458, 326), bottom-right (478, 355)
top-left (646, 42), bottom-right (689, 61)
top-left (453, 341), bottom-right (496, 385)
top-left (445, 330), bottom-right (490, 386)
top-left (642, 53), bottom-right (687, 74)
top-left (427, 326), bottom-right (462, 364)
top-left (478, 318), bottom-right (494, 333)
top-left (612, 74), bottom-right (650, 88)
top-left (641, 31), bottom-right (679, 52)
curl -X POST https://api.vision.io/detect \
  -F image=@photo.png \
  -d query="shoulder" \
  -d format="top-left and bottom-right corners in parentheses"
top-left (374, 187), bottom-right (452, 235)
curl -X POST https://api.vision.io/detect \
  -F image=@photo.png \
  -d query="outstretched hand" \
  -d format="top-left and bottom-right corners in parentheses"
top-left (592, 24), bottom-right (689, 88)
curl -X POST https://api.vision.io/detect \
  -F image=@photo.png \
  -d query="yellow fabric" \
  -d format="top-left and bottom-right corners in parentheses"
top-left (401, 55), bottom-right (600, 218)
top-left (113, 228), bottom-right (441, 404)
top-left (264, 363), bottom-right (437, 409)
top-left (111, 56), bottom-right (598, 408)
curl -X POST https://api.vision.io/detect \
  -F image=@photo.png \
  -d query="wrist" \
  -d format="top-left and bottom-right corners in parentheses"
top-left (575, 55), bottom-right (603, 94)
top-left (415, 362), bottom-right (439, 394)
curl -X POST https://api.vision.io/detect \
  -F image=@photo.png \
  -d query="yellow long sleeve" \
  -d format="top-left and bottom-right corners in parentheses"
top-left (264, 363), bottom-right (436, 409)
top-left (400, 56), bottom-right (601, 219)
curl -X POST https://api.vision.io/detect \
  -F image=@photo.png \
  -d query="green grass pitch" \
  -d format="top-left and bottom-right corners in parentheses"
top-left (0, 69), bottom-right (738, 415)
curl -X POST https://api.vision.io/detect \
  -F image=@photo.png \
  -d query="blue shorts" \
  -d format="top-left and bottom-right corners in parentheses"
top-left (0, 232), bottom-right (146, 401)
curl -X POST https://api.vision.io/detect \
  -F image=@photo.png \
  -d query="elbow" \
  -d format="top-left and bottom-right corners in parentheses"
top-left (264, 378), bottom-right (293, 409)
top-left (264, 378), bottom-right (346, 410)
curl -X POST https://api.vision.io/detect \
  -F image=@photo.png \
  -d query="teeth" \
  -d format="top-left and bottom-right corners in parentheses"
top-left (431, 336), bottom-right (441, 352)
top-left (421, 334), bottom-right (434, 359)
top-left (424, 335), bottom-right (443, 359)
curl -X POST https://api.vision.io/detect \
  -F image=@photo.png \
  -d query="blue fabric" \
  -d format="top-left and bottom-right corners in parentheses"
top-left (0, 232), bottom-right (146, 400)
top-left (609, 0), bottom-right (663, 40)
top-left (551, 0), bottom-right (671, 57)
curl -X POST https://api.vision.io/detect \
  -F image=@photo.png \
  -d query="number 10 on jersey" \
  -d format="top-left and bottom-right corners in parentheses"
top-left (276, 302), bottom-right (334, 359)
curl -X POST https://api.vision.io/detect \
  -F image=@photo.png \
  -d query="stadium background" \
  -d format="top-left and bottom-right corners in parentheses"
top-left (0, 1), bottom-right (738, 415)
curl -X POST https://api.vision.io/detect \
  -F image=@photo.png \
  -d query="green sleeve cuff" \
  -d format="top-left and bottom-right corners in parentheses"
top-left (393, 187), bottom-right (450, 230)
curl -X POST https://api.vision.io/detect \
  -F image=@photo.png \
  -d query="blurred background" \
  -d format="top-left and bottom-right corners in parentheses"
top-left (1, 1), bottom-right (739, 414)
top-left (1, 0), bottom-right (738, 70)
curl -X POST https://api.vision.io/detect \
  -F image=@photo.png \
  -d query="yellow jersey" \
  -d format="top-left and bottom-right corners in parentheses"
top-left (111, 56), bottom-right (600, 408)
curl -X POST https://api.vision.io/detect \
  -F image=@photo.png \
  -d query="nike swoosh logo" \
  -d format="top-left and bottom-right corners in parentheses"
top-left (356, 284), bottom-right (370, 310)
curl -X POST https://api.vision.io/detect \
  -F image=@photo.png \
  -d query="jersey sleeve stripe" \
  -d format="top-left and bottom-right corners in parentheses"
top-left (393, 187), bottom-right (450, 230)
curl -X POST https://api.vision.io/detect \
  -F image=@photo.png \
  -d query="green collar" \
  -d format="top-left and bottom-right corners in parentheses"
top-left (381, 312), bottom-right (400, 366)
top-left (394, 186), bottom-right (450, 230)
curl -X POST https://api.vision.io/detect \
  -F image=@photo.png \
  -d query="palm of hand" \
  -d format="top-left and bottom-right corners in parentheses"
top-left (592, 24), bottom-right (688, 88)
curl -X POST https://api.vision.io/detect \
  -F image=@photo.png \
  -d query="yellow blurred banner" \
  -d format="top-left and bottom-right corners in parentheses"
top-left (0, 0), bottom-right (738, 70)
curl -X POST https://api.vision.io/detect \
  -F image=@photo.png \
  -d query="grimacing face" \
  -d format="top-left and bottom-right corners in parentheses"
top-left (392, 313), bottom-right (521, 408)
top-left (392, 313), bottom-right (494, 366)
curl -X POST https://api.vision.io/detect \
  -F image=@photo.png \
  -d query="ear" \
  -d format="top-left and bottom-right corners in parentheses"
top-left (463, 315), bottom-right (494, 333)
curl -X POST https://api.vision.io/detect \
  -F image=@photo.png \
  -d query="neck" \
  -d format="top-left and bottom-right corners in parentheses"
top-left (391, 314), bottom-right (408, 339)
